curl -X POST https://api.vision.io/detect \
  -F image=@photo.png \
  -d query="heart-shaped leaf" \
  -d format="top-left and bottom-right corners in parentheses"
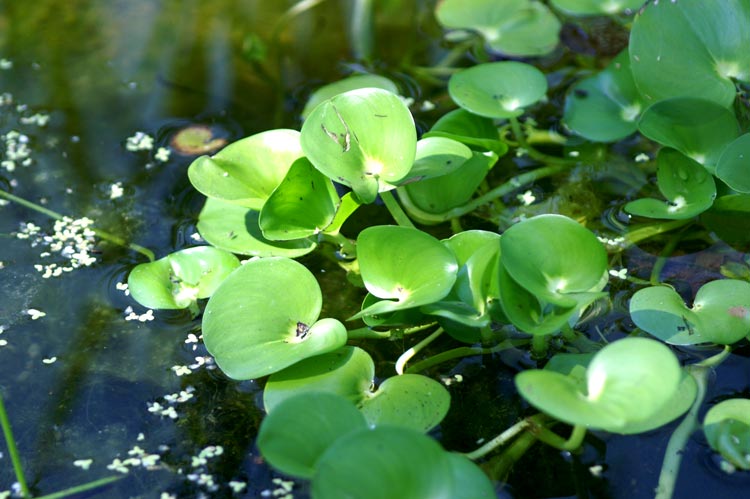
top-left (257, 392), bottom-right (367, 479)
top-left (128, 246), bottom-right (240, 310)
top-left (500, 214), bottom-right (608, 306)
top-left (436, 0), bottom-right (560, 57)
top-left (638, 98), bottom-right (739, 171)
top-left (300, 88), bottom-right (417, 203)
top-left (301, 74), bottom-right (400, 120)
top-left (397, 137), bottom-right (473, 184)
top-left (625, 148), bottom-right (716, 220)
top-left (197, 197), bottom-right (317, 257)
top-left (422, 108), bottom-right (507, 156)
top-left (630, 0), bottom-right (750, 108)
top-left (564, 49), bottom-right (644, 142)
top-left (716, 133), bottom-right (750, 193)
top-left (448, 62), bottom-right (548, 119)
top-left (704, 398), bottom-right (750, 470)
top-left (352, 226), bottom-right (458, 319)
top-left (187, 129), bottom-right (303, 209)
top-left (630, 280), bottom-right (750, 345)
top-left (259, 157), bottom-right (340, 240)
top-left (202, 257), bottom-right (348, 380)
top-left (516, 337), bottom-right (686, 433)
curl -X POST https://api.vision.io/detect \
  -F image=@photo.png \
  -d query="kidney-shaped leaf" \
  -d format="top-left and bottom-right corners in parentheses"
top-left (353, 226), bottom-right (458, 319)
top-left (197, 198), bottom-right (317, 257)
top-left (301, 74), bottom-right (400, 120)
top-left (257, 392), bottom-right (367, 479)
top-left (500, 214), bottom-right (608, 306)
top-left (564, 49), bottom-right (644, 142)
top-left (638, 98), bottom-right (739, 171)
top-left (436, 0), bottom-right (560, 57)
top-left (449, 62), bottom-right (548, 119)
top-left (630, 0), bottom-right (750, 107)
top-left (551, 0), bottom-right (643, 15)
top-left (187, 129), bottom-right (303, 209)
top-left (259, 157), bottom-right (340, 241)
top-left (202, 257), bottom-right (347, 380)
top-left (301, 88), bottom-right (417, 203)
top-left (625, 148), bottom-right (716, 220)
top-left (128, 246), bottom-right (240, 310)
top-left (360, 374), bottom-right (450, 432)
top-left (630, 280), bottom-right (750, 345)
top-left (704, 398), bottom-right (750, 470)
top-left (516, 337), bottom-right (685, 433)
top-left (398, 137), bottom-right (473, 184)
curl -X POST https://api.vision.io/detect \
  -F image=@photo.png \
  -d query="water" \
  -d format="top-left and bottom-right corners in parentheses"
top-left (1, 1), bottom-right (749, 498)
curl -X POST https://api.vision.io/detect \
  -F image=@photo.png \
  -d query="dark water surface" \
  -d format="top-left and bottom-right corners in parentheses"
top-left (2, 2), bottom-right (750, 499)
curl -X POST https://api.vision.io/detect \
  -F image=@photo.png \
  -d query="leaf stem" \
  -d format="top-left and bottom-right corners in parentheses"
top-left (655, 347), bottom-right (730, 499)
top-left (36, 476), bottom-right (122, 499)
top-left (405, 339), bottom-right (519, 374)
top-left (0, 392), bottom-right (30, 498)
top-left (395, 327), bottom-right (444, 375)
top-left (508, 117), bottom-right (574, 166)
top-left (463, 417), bottom-right (533, 460)
top-left (380, 190), bottom-right (416, 228)
top-left (0, 189), bottom-right (154, 261)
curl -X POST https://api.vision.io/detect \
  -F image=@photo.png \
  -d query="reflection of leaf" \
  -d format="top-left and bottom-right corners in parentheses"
top-left (436, 0), bottom-right (560, 57)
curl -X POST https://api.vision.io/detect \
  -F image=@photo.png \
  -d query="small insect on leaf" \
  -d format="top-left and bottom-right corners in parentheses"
top-left (296, 321), bottom-right (310, 340)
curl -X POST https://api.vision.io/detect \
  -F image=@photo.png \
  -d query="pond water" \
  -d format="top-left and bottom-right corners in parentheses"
top-left (1, 1), bottom-right (750, 498)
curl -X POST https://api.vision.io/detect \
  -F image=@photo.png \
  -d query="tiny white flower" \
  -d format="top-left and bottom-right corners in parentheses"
top-left (73, 459), bottom-right (93, 470)
top-left (42, 356), bottom-right (58, 364)
top-left (26, 308), bottom-right (46, 320)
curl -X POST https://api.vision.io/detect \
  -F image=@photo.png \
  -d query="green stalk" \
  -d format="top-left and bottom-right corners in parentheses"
top-left (650, 229), bottom-right (685, 285)
top-left (0, 190), bottom-right (154, 261)
top-left (36, 476), bottom-right (122, 499)
top-left (380, 190), bottom-right (416, 228)
top-left (463, 417), bottom-right (532, 460)
top-left (508, 117), bottom-right (575, 166)
top-left (655, 347), bottom-right (731, 499)
top-left (350, 0), bottom-right (374, 61)
top-left (623, 219), bottom-right (693, 248)
top-left (395, 327), bottom-right (444, 375)
top-left (405, 339), bottom-right (519, 374)
top-left (0, 393), bottom-right (30, 498)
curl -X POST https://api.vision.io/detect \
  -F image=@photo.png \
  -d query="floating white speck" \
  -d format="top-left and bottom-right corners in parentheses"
top-left (109, 182), bottom-right (124, 199)
top-left (171, 365), bottom-right (192, 377)
top-left (0, 58), bottom-right (12, 70)
top-left (0, 340), bottom-right (7, 347)
top-left (229, 481), bottom-right (247, 493)
top-left (516, 190), bottom-right (536, 206)
top-left (26, 308), bottom-right (46, 320)
top-left (42, 356), bottom-right (57, 364)
top-left (73, 459), bottom-right (93, 470)
top-left (154, 147), bottom-right (171, 162)
top-left (125, 131), bottom-right (154, 152)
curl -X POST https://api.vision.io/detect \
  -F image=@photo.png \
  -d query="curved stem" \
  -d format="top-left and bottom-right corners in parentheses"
top-left (655, 346), bottom-right (730, 499)
top-left (463, 417), bottom-right (533, 460)
top-left (650, 229), bottom-right (685, 285)
top-left (508, 117), bottom-right (575, 166)
top-left (347, 322), bottom-right (438, 340)
top-left (0, 393), bottom-right (30, 498)
top-left (0, 189), bottom-right (154, 261)
top-left (528, 420), bottom-right (587, 452)
top-left (405, 339), bottom-right (519, 374)
top-left (37, 476), bottom-right (122, 499)
top-left (380, 190), bottom-right (415, 228)
top-left (623, 219), bottom-right (693, 248)
top-left (395, 327), bottom-right (444, 375)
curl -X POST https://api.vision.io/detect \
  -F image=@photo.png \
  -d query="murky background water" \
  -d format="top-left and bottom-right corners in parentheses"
top-left (2, 1), bottom-right (750, 498)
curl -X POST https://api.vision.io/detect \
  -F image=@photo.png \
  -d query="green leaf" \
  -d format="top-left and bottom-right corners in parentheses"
top-left (551, 0), bottom-right (643, 15)
top-left (301, 88), bottom-right (417, 203)
top-left (638, 98), bottom-right (739, 171)
top-left (128, 247), bottom-right (240, 310)
top-left (448, 62), bottom-right (548, 119)
top-left (516, 337), bottom-right (686, 433)
top-left (352, 226), bottom-right (458, 319)
top-left (422, 108), bottom-right (507, 156)
top-left (564, 49), bottom-right (644, 142)
top-left (704, 398), bottom-right (750, 470)
top-left (630, 280), bottom-right (750, 345)
top-left (301, 74), bottom-right (400, 120)
top-left (436, 0), bottom-right (560, 57)
top-left (716, 133), bottom-right (750, 193)
top-left (630, 0), bottom-right (750, 107)
top-left (312, 426), bottom-right (454, 499)
top-left (202, 257), bottom-right (348, 380)
top-left (625, 148), bottom-right (716, 220)
top-left (197, 198), bottom-right (317, 257)
top-left (397, 137), bottom-right (473, 184)
top-left (257, 392), bottom-right (367, 479)
top-left (187, 129), bottom-right (303, 209)
top-left (500, 214), bottom-right (608, 306)
top-left (264, 346), bottom-right (375, 412)
top-left (444, 453), bottom-right (496, 499)
top-left (359, 374), bottom-right (451, 432)
top-left (259, 157), bottom-right (340, 240)
top-left (701, 194), bottom-right (750, 249)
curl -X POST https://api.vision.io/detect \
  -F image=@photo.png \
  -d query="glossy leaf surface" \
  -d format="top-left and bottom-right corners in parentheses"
top-left (704, 398), bottom-right (750, 470)
top-left (448, 62), bottom-right (548, 119)
top-left (630, 280), bottom-right (750, 345)
top-left (716, 133), bottom-right (750, 193)
top-left (202, 257), bottom-right (347, 379)
top-left (301, 88), bottom-right (417, 203)
top-left (301, 74), bottom-right (400, 119)
top-left (551, 0), bottom-right (643, 15)
top-left (187, 129), bottom-right (302, 209)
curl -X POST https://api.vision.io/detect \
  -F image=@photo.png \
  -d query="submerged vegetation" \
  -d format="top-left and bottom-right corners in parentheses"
top-left (3, 0), bottom-right (750, 497)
